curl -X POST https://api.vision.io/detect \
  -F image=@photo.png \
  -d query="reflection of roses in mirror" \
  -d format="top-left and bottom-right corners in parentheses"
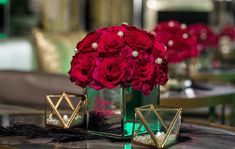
top-left (69, 24), bottom-right (168, 95)
top-left (93, 96), bottom-right (115, 116)
top-left (153, 20), bottom-right (199, 64)
top-left (220, 25), bottom-right (235, 41)
top-left (188, 23), bottom-right (218, 52)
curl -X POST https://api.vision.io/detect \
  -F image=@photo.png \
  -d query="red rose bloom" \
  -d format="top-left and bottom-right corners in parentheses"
top-left (220, 25), bottom-right (235, 41)
top-left (131, 80), bottom-right (142, 91)
top-left (69, 53), bottom-right (96, 87)
top-left (95, 57), bottom-right (131, 89)
top-left (125, 26), bottom-right (153, 51)
top-left (76, 31), bottom-right (99, 53)
top-left (120, 45), bottom-right (133, 59)
top-left (154, 57), bottom-right (168, 85)
top-left (141, 84), bottom-right (152, 96)
top-left (151, 40), bottom-right (167, 57)
top-left (134, 62), bottom-right (156, 82)
top-left (154, 20), bottom-right (181, 33)
top-left (98, 28), bottom-right (125, 57)
top-left (188, 23), bottom-right (218, 51)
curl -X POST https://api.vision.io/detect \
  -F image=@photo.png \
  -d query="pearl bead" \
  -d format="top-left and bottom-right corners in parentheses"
top-left (117, 31), bottom-right (124, 37)
top-left (168, 40), bottom-right (174, 46)
top-left (122, 22), bottom-right (128, 25)
top-left (180, 24), bottom-right (187, 29)
top-left (182, 33), bottom-right (188, 39)
top-left (63, 115), bottom-right (68, 121)
top-left (155, 58), bottom-right (163, 64)
top-left (156, 132), bottom-right (162, 137)
top-left (164, 46), bottom-right (167, 50)
top-left (132, 50), bottom-right (138, 57)
top-left (150, 31), bottom-right (156, 36)
top-left (92, 42), bottom-right (98, 49)
top-left (168, 21), bottom-right (174, 27)
top-left (74, 48), bottom-right (78, 52)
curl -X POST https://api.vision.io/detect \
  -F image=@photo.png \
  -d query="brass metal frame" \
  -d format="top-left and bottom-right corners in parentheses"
top-left (132, 104), bottom-right (182, 148)
top-left (45, 92), bottom-right (86, 128)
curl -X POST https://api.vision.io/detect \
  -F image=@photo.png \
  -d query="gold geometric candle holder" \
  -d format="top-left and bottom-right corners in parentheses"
top-left (132, 104), bottom-right (182, 148)
top-left (45, 92), bottom-right (87, 129)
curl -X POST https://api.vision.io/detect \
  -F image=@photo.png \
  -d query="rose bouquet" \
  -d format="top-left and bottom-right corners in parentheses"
top-left (188, 23), bottom-right (218, 52)
top-left (220, 25), bottom-right (235, 41)
top-left (188, 23), bottom-right (218, 70)
top-left (153, 20), bottom-right (198, 64)
top-left (218, 25), bottom-right (235, 66)
top-left (69, 24), bottom-right (168, 95)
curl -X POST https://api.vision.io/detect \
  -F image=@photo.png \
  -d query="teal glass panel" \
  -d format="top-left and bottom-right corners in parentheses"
top-left (86, 85), bottom-right (159, 138)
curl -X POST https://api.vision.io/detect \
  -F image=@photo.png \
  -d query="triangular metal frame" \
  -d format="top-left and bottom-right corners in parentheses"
top-left (132, 104), bottom-right (182, 148)
top-left (46, 92), bottom-right (86, 128)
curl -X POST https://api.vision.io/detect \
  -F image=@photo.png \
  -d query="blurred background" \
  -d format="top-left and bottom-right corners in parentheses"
top-left (0, 0), bottom-right (233, 72)
top-left (1, 0), bottom-right (235, 126)
top-left (1, 0), bottom-right (235, 73)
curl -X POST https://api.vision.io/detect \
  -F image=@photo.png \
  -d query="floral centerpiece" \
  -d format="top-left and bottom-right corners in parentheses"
top-left (188, 23), bottom-right (218, 53)
top-left (153, 20), bottom-right (198, 64)
top-left (220, 25), bottom-right (235, 41)
top-left (218, 25), bottom-right (235, 68)
top-left (187, 23), bottom-right (218, 70)
top-left (69, 23), bottom-right (168, 95)
top-left (219, 25), bottom-right (235, 55)
top-left (68, 23), bottom-right (168, 138)
top-left (153, 20), bottom-right (199, 91)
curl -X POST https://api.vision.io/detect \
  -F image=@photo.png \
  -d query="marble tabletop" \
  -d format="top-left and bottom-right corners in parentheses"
top-left (0, 121), bottom-right (235, 149)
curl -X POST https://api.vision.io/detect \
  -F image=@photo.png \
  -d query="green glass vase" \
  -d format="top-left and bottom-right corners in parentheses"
top-left (86, 84), bottom-right (160, 138)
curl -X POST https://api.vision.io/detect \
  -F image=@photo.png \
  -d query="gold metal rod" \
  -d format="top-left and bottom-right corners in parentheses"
top-left (46, 96), bottom-right (66, 127)
top-left (47, 94), bottom-right (77, 98)
top-left (161, 110), bottom-right (181, 147)
top-left (135, 104), bottom-right (153, 110)
top-left (64, 94), bottom-right (75, 110)
top-left (136, 110), bottom-right (160, 147)
top-left (66, 100), bottom-right (82, 128)
top-left (152, 109), bottom-right (168, 130)
top-left (48, 95), bottom-right (64, 118)
top-left (131, 113), bottom-right (137, 142)
top-left (134, 123), bottom-right (143, 137)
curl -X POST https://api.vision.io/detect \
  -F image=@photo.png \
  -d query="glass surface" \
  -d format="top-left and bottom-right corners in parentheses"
top-left (86, 85), bottom-right (160, 138)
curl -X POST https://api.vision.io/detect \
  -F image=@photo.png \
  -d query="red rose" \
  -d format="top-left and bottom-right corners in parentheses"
top-left (95, 57), bottom-right (131, 89)
top-left (188, 23), bottom-right (218, 51)
top-left (98, 28), bottom-right (125, 57)
top-left (154, 20), bottom-right (182, 33)
top-left (76, 31), bottom-right (99, 53)
top-left (131, 80), bottom-right (142, 90)
top-left (120, 45), bottom-right (133, 59)
top-left (125, 26), bottom-right (153, 51)
top-left (69, 53), bottom-right (96, 87)
top-left (151, 40), bottom-right (167, 57)
top-left (141, 84), bottom-right (152, 96)
top-left (133, 62), bottom-right (155, 82)
top-left (154, 58), bottom-right (168, 85)
top-left (220, 25), bottom-right (235, 40)
top-left (89, 80), bottom-right (103, 90)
